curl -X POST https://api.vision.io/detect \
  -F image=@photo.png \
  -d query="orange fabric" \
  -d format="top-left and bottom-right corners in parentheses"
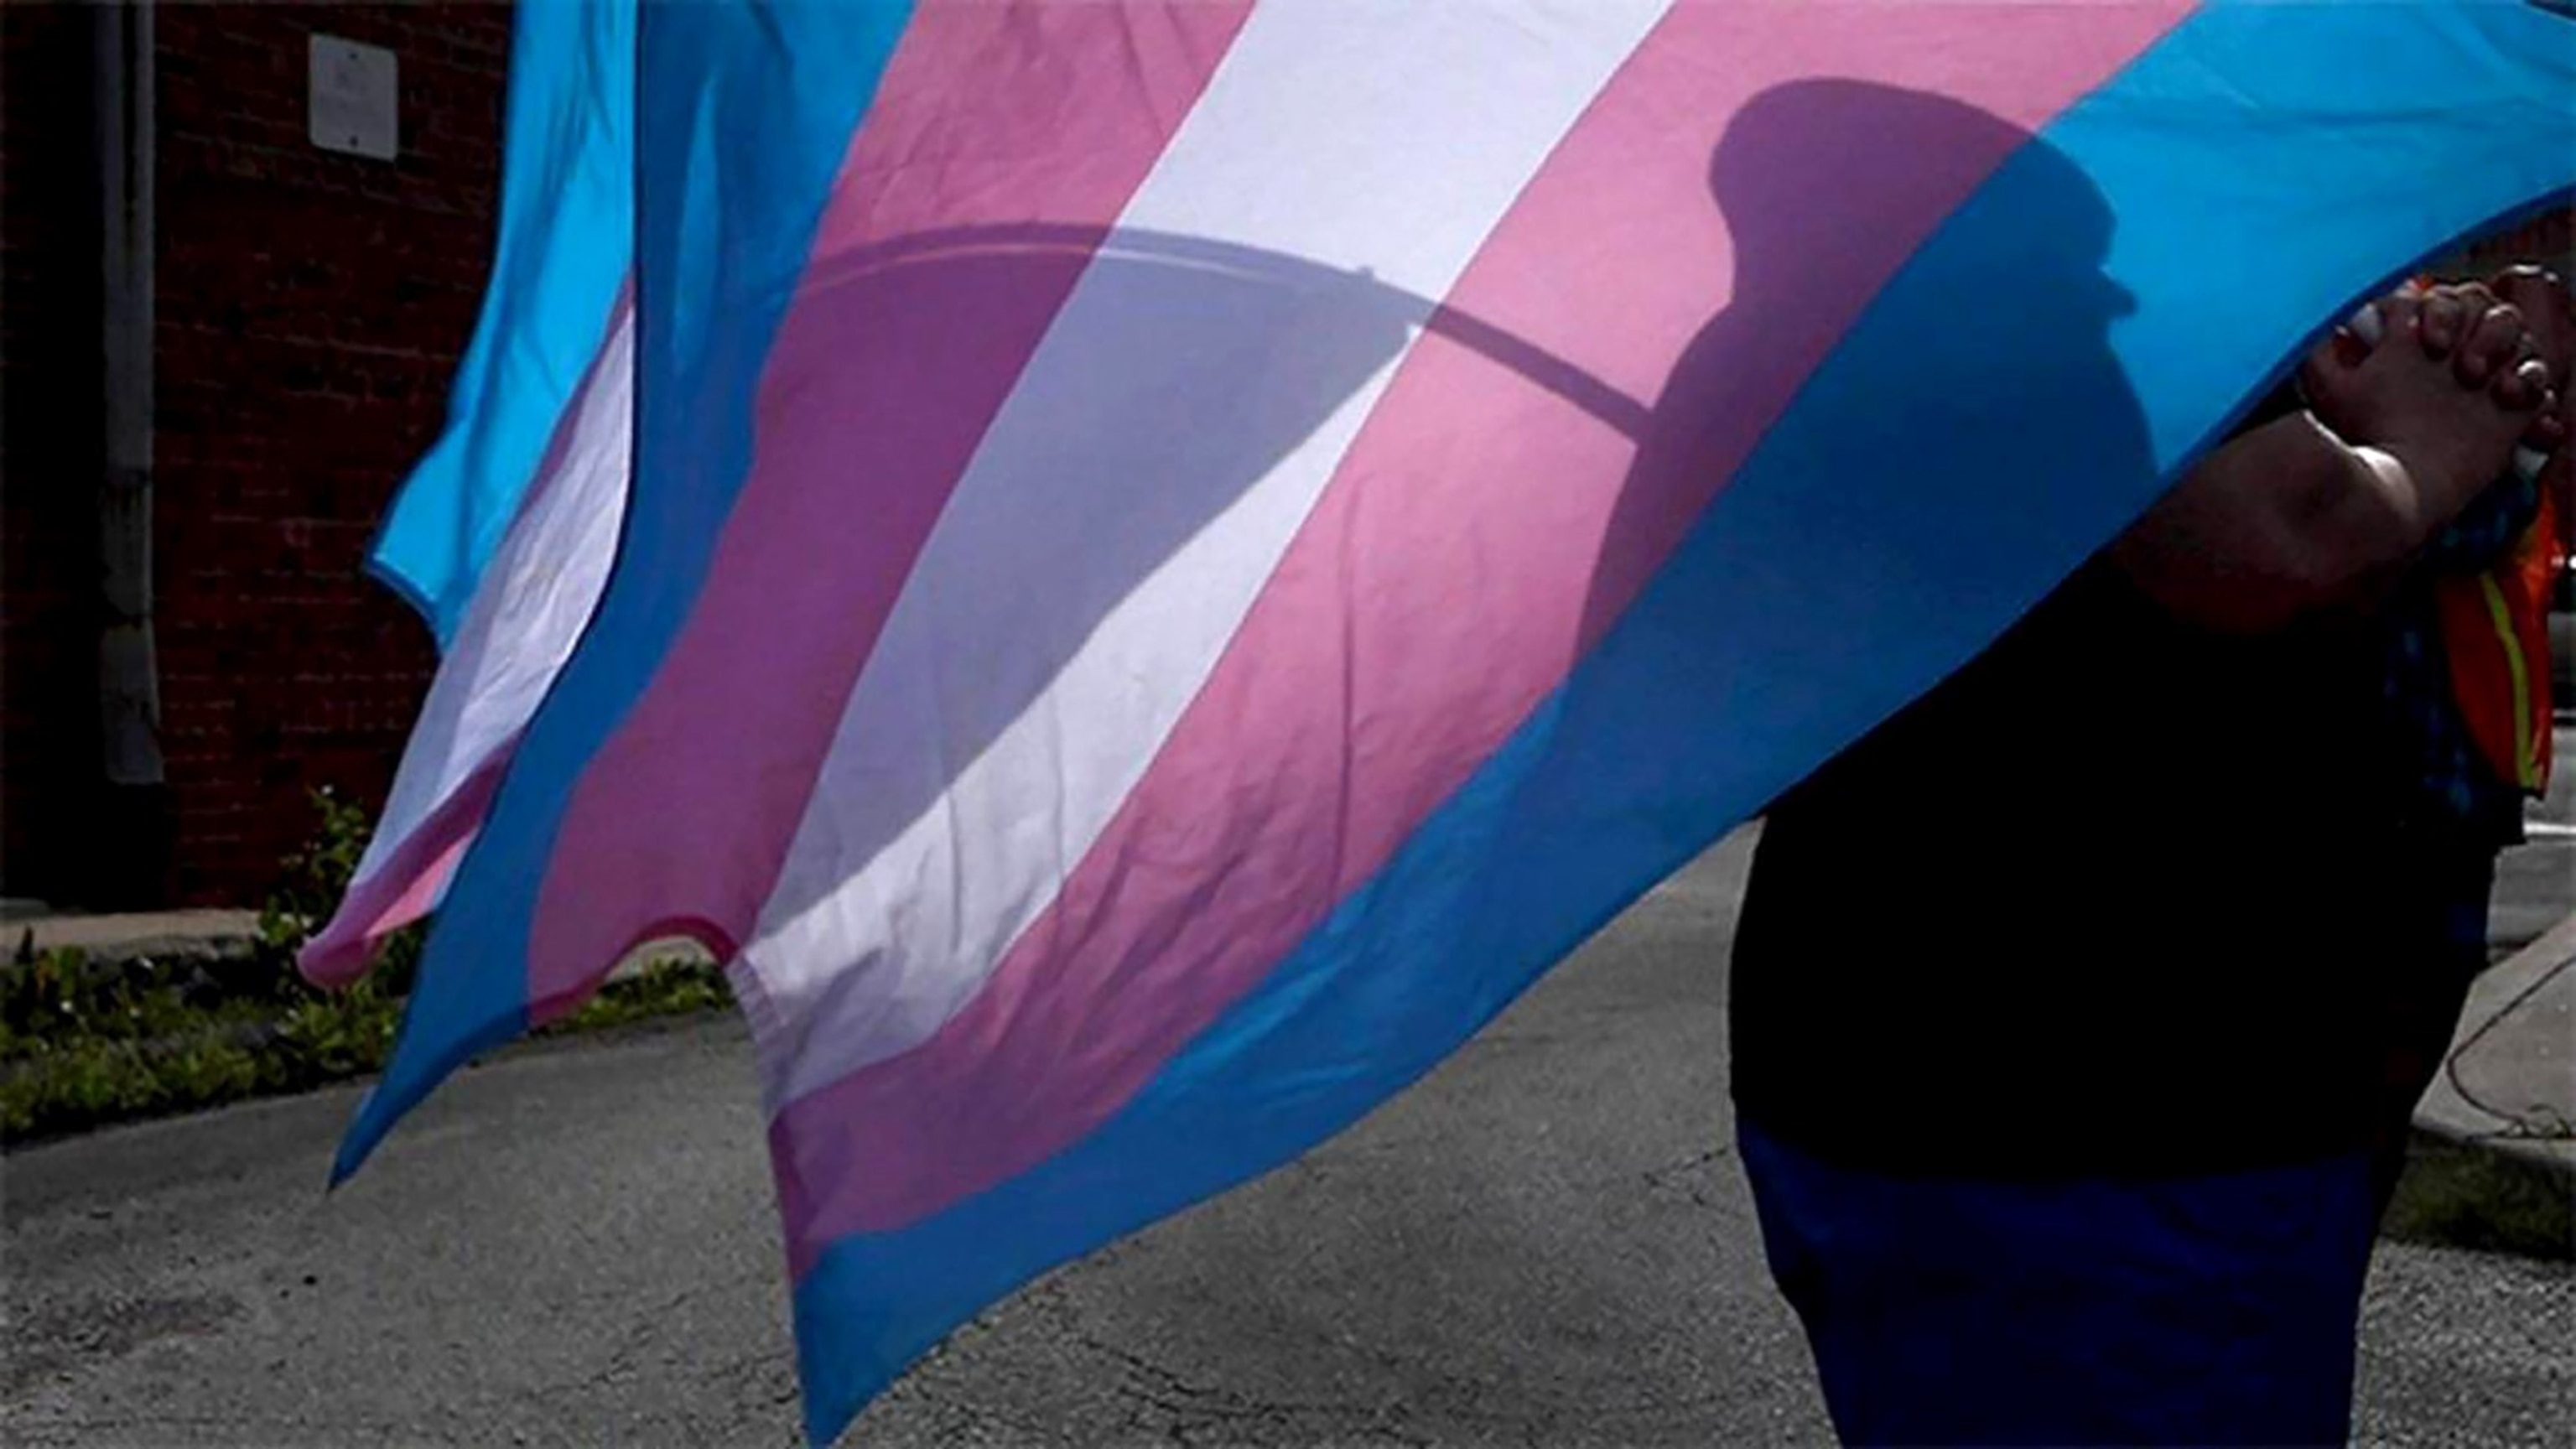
top-left (2435, 486), bottom-right (2559, 794)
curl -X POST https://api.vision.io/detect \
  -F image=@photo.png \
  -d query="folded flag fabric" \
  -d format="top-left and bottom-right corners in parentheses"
top-left (315, 3), bottom-right (2576, 1443)
top-left (303, 0), bottom-right (635, 980)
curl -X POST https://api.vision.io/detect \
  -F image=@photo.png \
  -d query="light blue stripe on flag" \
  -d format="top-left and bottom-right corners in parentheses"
top-left (332, 0), bottom-right (917, 1187)
top-left (367, 0), bottom-right (636, 644)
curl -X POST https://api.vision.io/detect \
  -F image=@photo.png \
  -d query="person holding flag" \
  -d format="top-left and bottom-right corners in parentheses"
top-left (1730, 265), bottom-right (2567, 1447)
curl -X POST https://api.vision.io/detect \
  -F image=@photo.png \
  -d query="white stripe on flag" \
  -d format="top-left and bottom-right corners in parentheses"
top-left (351, 301), bottom-right (633, 902)
top-left (740, 0), bottom-right (1670, 1110)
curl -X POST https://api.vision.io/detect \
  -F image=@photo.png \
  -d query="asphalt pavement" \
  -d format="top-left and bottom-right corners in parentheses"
top-left (5, 831), bottom-right (2572, 1448)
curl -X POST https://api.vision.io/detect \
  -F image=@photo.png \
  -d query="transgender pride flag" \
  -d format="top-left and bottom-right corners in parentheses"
top-left (314, 3), bottom-right (2575, 1442)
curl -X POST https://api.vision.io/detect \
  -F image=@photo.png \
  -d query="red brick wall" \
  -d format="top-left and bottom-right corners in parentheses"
top-left (146, 4), bottom-right (512, 904)
top-left (11, 4), bottom-right (513, 907)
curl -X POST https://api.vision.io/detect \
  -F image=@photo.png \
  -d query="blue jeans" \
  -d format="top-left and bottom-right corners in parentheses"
top-left (1739, 1121), bottom-right (2381, 1447)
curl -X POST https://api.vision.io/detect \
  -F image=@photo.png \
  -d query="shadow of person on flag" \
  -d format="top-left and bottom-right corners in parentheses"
top-left (738, 76), bottom-right (2155, 1009)
top-left (1566, 76), bottom-right (2151, 804)
top-left (1504, 75), bottom-right (2158, 1004)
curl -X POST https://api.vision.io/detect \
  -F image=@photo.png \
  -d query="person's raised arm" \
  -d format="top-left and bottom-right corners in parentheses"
top-left (2111, 283), bottom-right (2553, 635)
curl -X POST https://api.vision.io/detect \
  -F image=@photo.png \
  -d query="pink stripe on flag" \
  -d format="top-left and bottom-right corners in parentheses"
top-left (771, 3), bottom-right (2194, 1265)
top-left (525, 3), bottom-right (1254, 1014)
top-left (301, 756), bottom-right (502, 983)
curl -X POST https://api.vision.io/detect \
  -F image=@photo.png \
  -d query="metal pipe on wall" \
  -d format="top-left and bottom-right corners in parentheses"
top-left (91, 0), bottom-right (167, 901)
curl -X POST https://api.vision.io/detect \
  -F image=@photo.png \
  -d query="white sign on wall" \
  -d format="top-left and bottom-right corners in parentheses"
top-left (309, 34), bottom-right (398, 162)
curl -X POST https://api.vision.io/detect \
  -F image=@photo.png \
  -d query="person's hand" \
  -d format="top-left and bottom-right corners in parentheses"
top-left (2299, 288), bottom-right (2546, 513)
top-left (2413, 278), bottom-right (2557, 410)
top-left (2123, 274), bottom-right (2559, 633)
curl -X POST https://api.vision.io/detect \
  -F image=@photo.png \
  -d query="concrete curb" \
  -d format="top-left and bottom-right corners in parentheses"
top-left (2412, 912), bottom-right (2576, 1186)
top-left (9, 909), bottom-right (262, 965)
